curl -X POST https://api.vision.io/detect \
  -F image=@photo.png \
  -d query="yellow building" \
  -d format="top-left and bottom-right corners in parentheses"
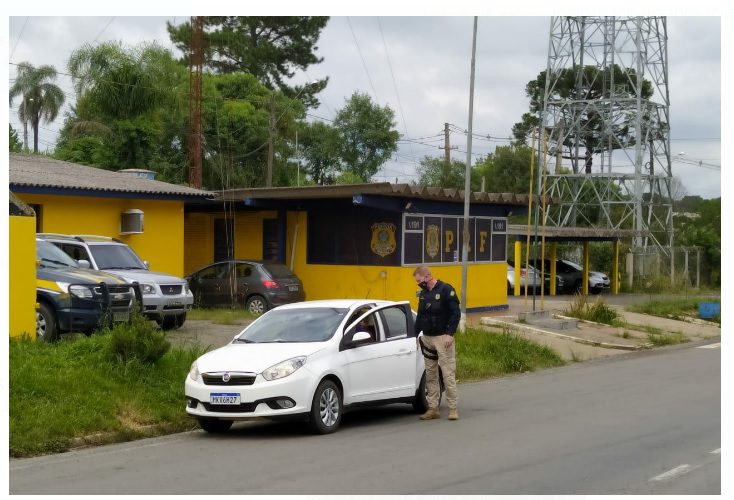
top-left (185, 184), bottom-right (532, 313)
top-left (10, 154), bottom-right (212, 278)
top-left (9, 192), bottom-right (36, 338)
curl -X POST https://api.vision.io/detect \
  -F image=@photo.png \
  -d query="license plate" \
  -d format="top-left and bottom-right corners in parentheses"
top-left (210, 393), bottom-right (240, 405)
top-left (168, 300), bottom-right (183, 307)
top-left (288, 285), bottom-right (299, 292)
top-left (113, 312), bottom-right (129, 322)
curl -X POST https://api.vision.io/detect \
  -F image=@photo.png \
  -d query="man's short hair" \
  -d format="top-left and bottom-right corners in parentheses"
top-left (413, 266), bottom-right (431, 277)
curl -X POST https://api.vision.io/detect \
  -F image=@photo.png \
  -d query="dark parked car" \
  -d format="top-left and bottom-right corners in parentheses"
top-left (528, 258), bottom-right (580, 294)
top-left (186, 260), bottom-right (305, 315)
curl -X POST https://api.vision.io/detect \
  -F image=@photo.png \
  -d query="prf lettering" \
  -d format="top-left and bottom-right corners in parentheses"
top-left (444, 230), bottom-right (454, 252)
top-left (479, 231), bottom-right (488, 252)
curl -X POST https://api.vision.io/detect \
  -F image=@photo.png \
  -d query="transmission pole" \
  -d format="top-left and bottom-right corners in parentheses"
top-left (187, 16), bottom-right (204, 189)
top-left (443, 122), bottom-right (451, 164)
top-left (266, 95), bottom-right (276, 188)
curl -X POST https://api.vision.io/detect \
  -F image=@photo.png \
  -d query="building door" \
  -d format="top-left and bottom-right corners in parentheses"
top-left (214, 218), bottom-right (234, 263)
top-left (262, 219), bottom-right (279, 262)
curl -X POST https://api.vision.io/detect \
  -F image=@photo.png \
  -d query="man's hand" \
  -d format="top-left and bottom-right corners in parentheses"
top-left (443, 334), bottom-right (454, 349)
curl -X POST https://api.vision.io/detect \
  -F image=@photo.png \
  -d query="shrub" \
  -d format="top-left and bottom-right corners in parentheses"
top-left (564, 293), bottom-right (623, 326)
top-left (105, 312), bottom-right (170, 364)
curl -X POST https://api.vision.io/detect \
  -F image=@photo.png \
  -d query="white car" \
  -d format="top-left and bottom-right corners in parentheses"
top-left (561, 260), bottom-right (611, 294)
top-left (185, 299), bottom-right (432, 434)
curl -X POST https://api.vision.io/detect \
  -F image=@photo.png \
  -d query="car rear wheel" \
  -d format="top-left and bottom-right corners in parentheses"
top-left (158, 312), bottom-right (186, 330)
top-left (309, 380), bottom-right (342, 434)
top-left (36, 302), bottom-right (58, 342)
top-left (245, 295), bottom-right (268, 316)
top-left (197, 418), bottom-right (233, 433)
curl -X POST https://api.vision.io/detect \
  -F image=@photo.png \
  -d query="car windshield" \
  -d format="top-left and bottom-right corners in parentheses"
top-left (89, 244), bottom-right (146, 270)
top-left (37, 240), bottom-right (79, 268)
top-left (235, 307), bottom-right (348, 343)
top-left (563, 260), bottom-right (583, 271)
top-left (263, 263), bottom-right (297, 279)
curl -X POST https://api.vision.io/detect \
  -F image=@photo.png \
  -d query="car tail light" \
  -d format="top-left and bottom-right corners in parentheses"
top-left (262, 280), bottom-right (280, 289)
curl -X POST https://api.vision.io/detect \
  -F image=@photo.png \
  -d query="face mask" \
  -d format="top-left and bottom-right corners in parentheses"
top-left (418, 281), bottom-right (429, 291)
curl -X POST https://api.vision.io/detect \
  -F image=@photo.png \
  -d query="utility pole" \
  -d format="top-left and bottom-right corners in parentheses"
top-left (443, 122), bottom-right (451, 164)
top-left (459, 16), bottom-right (478, 333)
top-left (266, 95), bottom-right (276, 188)
top-left (187, 16), bottom-right (204, 189)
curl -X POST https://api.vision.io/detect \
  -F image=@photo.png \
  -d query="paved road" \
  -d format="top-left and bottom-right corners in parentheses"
top-left (10, 340), bottom-right (720, 494)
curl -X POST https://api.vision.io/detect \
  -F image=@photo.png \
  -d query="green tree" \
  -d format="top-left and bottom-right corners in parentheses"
top-left (674, 198), bottom-right (720, 285)
top-left (167, 16), bottom-right (329, 108)
top-left (416, 156), bottom-right (482, 191)
top-left (513, 65), bottom-right (653, 173)
top-left (9, 125), bottom-right (22, 152)
top-left (474, 144), bottom-right (534, 194)
top-left (56, 42), bottom-right (186, 170)
top-left (298, 121), bottom-right (342, 185)
top-left (9, 62), bottom-right (65, 153)
top-left (333, 92), bottom-right (399, 183)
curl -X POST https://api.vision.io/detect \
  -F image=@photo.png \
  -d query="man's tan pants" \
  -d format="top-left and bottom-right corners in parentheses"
top-left (421, 335), bottom-right (457, 410)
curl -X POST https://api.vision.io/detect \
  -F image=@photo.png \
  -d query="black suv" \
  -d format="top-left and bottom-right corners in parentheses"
top-left (36, 239), bottom-right (137, 342)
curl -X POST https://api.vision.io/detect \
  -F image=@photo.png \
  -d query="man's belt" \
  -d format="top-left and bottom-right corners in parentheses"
top-left (418, 337), bottom-right (439, 360)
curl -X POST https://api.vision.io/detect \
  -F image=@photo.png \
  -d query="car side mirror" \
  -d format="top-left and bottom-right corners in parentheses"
top-left (77, 259), bottom-right (91, 269)
top-left (143, 260), bottom-right (150, 270)
top-left (351, 331), bottom-right (372, 343)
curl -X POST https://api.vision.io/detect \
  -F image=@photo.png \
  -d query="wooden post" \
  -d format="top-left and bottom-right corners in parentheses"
top-left (550, 242), bottom-right (557, 296)
top-left (514, 240), bottom-right (521, 297)
top-left (582, 241), bottom-right (590, 295)
top-left (612, 240), bottom-right (620, 294)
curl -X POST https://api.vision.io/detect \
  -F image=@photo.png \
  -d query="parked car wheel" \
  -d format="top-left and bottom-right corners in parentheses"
top-left (36, 302), bottom-right (58, 342)
top-left (309, 380), bottom-right (342, 434)
top-left (412, 371), bottom-right (444, 413)
top-left (246, 295), bottom-right (268, 316)
top-left (197, 418), bottom-right (233, 433)
top-left (158, 313), bottom-right (186, 330)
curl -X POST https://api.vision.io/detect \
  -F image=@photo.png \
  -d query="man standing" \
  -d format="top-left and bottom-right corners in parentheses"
top-left (413, 266), bottom-right (460, 421)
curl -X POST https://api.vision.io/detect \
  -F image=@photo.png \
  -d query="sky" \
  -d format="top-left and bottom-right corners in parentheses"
top-left (7, 15), bottom-right (722, 198)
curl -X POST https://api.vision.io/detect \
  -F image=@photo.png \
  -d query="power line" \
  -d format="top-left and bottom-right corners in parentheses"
top-left (346, 17), bottom-right (379, 103)
top-left (93, 17), bottom-right (116, 44)
top-left (377, 17), bottom-right (417, 169)
top-left (10, 17), bottom-right (30, 60)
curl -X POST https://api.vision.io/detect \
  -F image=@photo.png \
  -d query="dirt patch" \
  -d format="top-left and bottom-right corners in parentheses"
top-left (166, 319), bottom-right (251, 350)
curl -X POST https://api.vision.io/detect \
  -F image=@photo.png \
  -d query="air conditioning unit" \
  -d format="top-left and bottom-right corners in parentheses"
top-left (120, 209), bottom-right (144, 235)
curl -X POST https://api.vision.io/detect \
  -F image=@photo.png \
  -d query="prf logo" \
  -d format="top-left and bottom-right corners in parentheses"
top-left (370, 222), bottom-right (397, 257)
top-left (425, 224), bottom-right (440, 258)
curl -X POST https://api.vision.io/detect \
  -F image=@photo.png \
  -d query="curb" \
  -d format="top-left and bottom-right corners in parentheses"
top-left (480, 317), bottom-right (649, 351)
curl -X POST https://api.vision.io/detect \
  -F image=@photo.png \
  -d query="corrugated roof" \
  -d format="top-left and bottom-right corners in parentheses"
top-left (219, 182), bottom-right (549, 206)
top-left (9, 154), bottom-right (213, 198)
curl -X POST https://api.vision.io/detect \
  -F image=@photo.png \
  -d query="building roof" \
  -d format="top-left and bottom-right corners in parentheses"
top-left (218, 182), bottom-right (547, 206)
top-left (9, 154), bottom-right (213, 200)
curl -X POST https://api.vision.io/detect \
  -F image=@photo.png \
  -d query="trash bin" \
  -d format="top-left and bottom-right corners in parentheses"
top-left (698, 302), bottom-right (720, 320)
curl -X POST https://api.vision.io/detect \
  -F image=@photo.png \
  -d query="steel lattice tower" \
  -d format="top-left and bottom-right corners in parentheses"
top-left (538, 16), bottom-right (674, 270)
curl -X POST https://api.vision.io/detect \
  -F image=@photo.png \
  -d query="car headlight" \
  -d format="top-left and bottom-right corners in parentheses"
top-left (69, 285), bottom-right (94, 299)
top-left (189, 361), bottom-right (201, 382)
top-left (261, 356), bottom-right (307, 381)
top-left (141, 283), bottom-right (156, 295)
top-left (184, 282), bottom-right (190, 293)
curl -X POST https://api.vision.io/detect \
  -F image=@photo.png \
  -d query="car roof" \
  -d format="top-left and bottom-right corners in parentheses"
top-left (38, 233), bottom-right (125, 244)
top-left (274, 299), bottom-right (401, 310)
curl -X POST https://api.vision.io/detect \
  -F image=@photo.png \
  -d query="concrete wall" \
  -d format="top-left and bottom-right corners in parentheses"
top-left (19, 194), bottom-right (186, 277)
top-left (9, 215), bottom-right (37, 338)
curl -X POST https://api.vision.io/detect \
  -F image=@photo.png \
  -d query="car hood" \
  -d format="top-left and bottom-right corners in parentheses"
top-left (590, 271), bottom-right (609, 279)
top-left (196, 342), bottom-right (329, 374)
top-left (101, 269), bottom-right (185, 285)
top-left (38, 266), bottom-right (129, 285)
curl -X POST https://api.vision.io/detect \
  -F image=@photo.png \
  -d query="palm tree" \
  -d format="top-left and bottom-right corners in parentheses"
top-left (9, 62), bottom-right (65, 153)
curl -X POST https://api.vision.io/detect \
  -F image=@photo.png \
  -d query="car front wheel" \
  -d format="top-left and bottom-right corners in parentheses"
top-left (36, 302), bottom-right (58, 342)
top-left (197, 418), bottom-right (233, 433)
top-left (309, 380), bottom-right (342, 434)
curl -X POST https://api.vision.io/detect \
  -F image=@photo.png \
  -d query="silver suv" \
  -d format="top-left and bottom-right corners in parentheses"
top-left (38, 234), bottom-right (194, 329)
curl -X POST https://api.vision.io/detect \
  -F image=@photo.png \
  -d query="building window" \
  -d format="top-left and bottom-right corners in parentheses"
top-left (401, 213), bottom-right (506, 266)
